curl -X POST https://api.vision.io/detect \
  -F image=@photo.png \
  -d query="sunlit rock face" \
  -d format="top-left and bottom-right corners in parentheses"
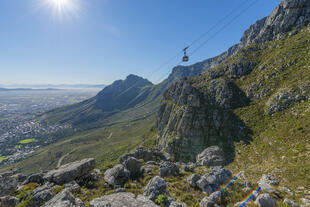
top-left (241, 0), bottom-right (310, 46)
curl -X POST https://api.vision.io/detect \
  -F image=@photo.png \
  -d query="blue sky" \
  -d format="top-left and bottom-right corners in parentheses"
top-left (0, 0), bottom-right (281, 85)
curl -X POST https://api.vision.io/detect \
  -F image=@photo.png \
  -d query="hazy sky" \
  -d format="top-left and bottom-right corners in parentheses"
top-left (0, 0), bottom-right (281, 85)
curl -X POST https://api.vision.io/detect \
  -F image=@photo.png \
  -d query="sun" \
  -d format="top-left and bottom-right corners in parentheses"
top-left (44, 0), bottom-right (80, 20)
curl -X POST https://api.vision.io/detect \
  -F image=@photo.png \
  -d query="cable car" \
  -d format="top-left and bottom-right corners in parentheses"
top-left (183, 47), bottom-right (189, 62)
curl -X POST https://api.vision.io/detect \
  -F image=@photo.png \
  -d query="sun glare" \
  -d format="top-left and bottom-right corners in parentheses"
top-left (44, 0), bottom-right (81, 20)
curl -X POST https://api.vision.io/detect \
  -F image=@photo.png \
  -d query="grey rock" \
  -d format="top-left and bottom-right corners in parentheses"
top-left (181, 163), bottom-right (196, 172)
top-left (123, 157), bottom-right (142, 179)
top-left (169, 201), bottom-right (187, 207)
top-left (196, 167), bottom-right (232, 194)
top-left (104, 164), bottom-right (130, 186)
top-left (200, 197), bottom-right (220, 207)
top-left (12, 173), bottom-right (27, 183)
top-left (159, 161), bottom-right (179, 177)
top-left (240, 0), bottom-right (310, 45)
top-left (0, 175), bottom-right (18, 197)
top-left (157, 77), bottom-right (248, 162)
top-left (301, 198), bottom-right (310, 204)
top-left (279, 186), bottom-right (294, 196)
top-left (44, 158), bottom-right (96, 185)
top-left (144, 176), bottom-right (169, 201)
top-left (89, 192), bottom-right (158, 207)
top-left (265, 88), bottom-right (307, 115)
top-left (196, 146), bottom-right (225, 166)
top-left (0, 196), bottom-right (19, 207)
top-left (259, 174), bottom-right (279, 185)
top-left (120, 147), bottom-right (166, 163)
top-left (22, 173), bottom-right (44, 185)
top-left (186, 174), bottom-right (201, 187)
top-left (255, 193), bottom-right (276, 207)
top-left (258, 174), bottom-right (278, 193)
top-left (284, 198), bottom-right (300, 207)
top-left (42, 189), bottom-right (85, 207)
top-left (64, 181), bottom-right (80, 194)
top-left (142, 164), bottom-right (155, 175)
top-left (114, 185), bottom-right (126, 193)
top-left (26, 185), bottom-right (54, 207)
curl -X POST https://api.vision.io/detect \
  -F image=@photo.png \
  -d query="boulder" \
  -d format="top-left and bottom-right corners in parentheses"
top-left (255, 193), bottom-right (276, 207)
top-left (12, 173), bottom-right (27, 183)
top-left (142, 164), bottom-right (155, 175)
top-left (159, 161), bottom-right (179, 177)
top-left (89, 192), bottom-right (158, 207)
top-left (64, 181), bottom-right (80, 194)
top-left (259, 174), bottom-right (279, 185)
top-left (200, 197), bottom-right (220, 207)
top-left (196, 167), bottom-right (232, 194)
top-left (0, 175), bottom-right (18, 197)
top-left (258, 174), bottom-right (278, 193)
top-left (22, 173), bottom-right (44, 185)
top-left (180, 163), bottom-right (196, 172)
top-left (279, 186), bottom-right (294, 196)
top-left (0, 196), bottom-right (19, 207)
top-left (123, 157), bottom-right (142, 179)
top-left (120, 147), bottom-right (167, 163)
top-left (144, 176), bottom-right (169, 201)
top-left (196, 146), bottom-right (225, 166)
top-left (42, 189), bottom-right (85, 207)
top-left (26, 185), bottom-right (54, 207)
top-left (186, 174), bottom-right (201, 187)
top-left (44, 158), bottom-right (96, 185)
top-left (284, 198), bottom-right (300, 207)
top-left (104, 164), bottom-right (130, 186)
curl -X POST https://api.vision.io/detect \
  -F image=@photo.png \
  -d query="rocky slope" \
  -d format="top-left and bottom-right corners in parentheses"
top-left (156, 0), bottom-right (310, 162)
top-left (1, 147), bottom-right (309, 207)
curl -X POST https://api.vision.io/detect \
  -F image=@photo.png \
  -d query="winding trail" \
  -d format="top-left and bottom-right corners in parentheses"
top-left (57, 149), bottom-right (76, 168)
top-left (107, 132), bottom-right (113, 139)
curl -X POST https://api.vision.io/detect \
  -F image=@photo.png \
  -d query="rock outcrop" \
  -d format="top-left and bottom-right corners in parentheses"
top-left (44, 158), bottom-right (95, 185)
top-left (89, 193), bottom-right (158, 207)
top-left (241, 0), bottom-right (310, 45)
top-left (255, 193), bottom-right (277, 207)
top-left (120, 147), bottom-right (167, 163)
top-left (196, 146), bottom-right (225, 166)
top-left (0, 174), bottom-right (17, 197)
top-left (159, 161), bottom-right (179, 177)
top-left (42, 189), bottom-right (85, 207)
top-left (25, 185), bottom-right (54, 207)
top-left (144, 176), bottom-right (169, 201)
top-left (0, 196), bottom-right (19, 207)
top-left (156, 77), bottom-right (249, 161)
top-left (190, 167), bottom-right (232, 194)
top-left (104, 164), bottom-right (130, 186)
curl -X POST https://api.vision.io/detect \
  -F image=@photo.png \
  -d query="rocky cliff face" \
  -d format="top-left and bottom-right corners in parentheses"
top-left (241, 0), bottom-right (310, 45)
top-left (156, 77), bottom-right (250, 161)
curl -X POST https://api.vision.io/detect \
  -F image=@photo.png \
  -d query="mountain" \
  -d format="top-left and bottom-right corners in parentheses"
top-left (156, 0), bottom-right (310, 192)
top-left (2, 1), bottom-right (310, 206)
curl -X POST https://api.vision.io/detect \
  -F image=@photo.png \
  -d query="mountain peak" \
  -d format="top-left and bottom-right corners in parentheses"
top-left (241, 0), bottom-right (310, 45)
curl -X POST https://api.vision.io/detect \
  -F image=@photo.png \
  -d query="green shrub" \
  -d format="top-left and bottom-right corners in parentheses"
top-left (155, 194), bottom-right (168, 207)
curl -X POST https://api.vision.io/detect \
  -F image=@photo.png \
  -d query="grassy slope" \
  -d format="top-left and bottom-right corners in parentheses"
top-left (0, 115), bottom-right (157, 175)
top-left (227, 27), bottom-right (310, 191)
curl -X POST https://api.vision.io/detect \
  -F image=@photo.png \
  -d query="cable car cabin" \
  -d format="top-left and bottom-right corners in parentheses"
top-left (182, 55), bottom-right (189, 62)
top-left (183, 46), bottom-right (189, 62)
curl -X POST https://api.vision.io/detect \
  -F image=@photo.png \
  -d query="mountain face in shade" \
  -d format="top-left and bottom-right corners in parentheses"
top-left (93, 74), bottom-right (153, 112)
